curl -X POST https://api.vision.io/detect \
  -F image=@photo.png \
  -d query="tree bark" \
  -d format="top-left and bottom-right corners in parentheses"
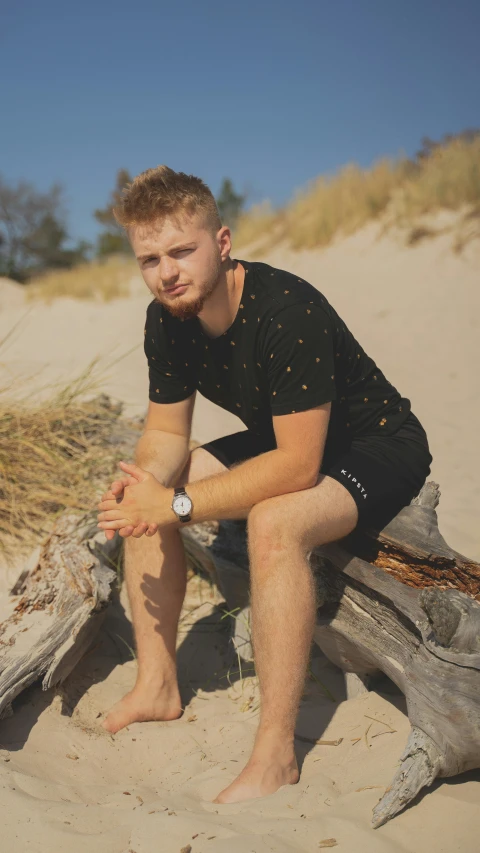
top-left (0, 394), bottom-right (141, 718)
top-left (0, 512), bottom-right (119, 718)
top-left (183, 482), bottom-right (480, 828)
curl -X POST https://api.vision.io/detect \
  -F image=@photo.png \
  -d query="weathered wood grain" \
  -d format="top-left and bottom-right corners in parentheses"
top-left (0, 395), bottom-right (141, 718)
top-left (3, 391), bottom-right (477, 831)
top-left (0, 512), bottom-right (119, 718)
top-left (184, 481), bottom-right (480, 828)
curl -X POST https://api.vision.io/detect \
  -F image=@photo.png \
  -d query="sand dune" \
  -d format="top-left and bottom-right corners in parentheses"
top-left (0, 223), bottom-right (479, 851)
top-left (1, 222), bottom-right (478, 558)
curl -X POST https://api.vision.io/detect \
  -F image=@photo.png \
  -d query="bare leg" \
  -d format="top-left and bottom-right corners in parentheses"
top-left (102, 447), bottom-right (249, 734)
top-left (213, 537), bottom-right (313, 799)
top-left (214, 475), bottom-right (358, 803)
top-left (102, 526), bottom-right (187, 732)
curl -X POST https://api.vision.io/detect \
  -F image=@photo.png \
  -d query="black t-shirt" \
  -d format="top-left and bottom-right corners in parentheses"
top-left (144, 259), bottom-right (411, 457)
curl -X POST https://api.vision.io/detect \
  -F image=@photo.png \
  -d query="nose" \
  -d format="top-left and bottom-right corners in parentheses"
top-left (159, 256), bottom-right (179, 287)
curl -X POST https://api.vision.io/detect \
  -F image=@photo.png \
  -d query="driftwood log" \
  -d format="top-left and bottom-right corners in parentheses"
top-left (183, 481), bottom-right (480, 828)
top-left (2, 389), bottom-right (478, 831)
top-left (0, 512), bottom-right (120, 719)
top-left (0, 394), bottom-right (141, 719)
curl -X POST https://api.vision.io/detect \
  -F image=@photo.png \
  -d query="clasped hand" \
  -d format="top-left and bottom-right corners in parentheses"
top-left (97, 461), bottom-right (174, 540)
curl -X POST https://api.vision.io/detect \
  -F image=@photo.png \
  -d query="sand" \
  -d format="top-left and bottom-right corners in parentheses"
top-left (1, 572), bottom-right (479, 853)
top-left (0, 223), bottom-right (479, 851)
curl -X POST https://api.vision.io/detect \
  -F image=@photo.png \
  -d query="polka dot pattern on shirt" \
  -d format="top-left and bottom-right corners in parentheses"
top-left (143, 259), bottom-right (411, 442)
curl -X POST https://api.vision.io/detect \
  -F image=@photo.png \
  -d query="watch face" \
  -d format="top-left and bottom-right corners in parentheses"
top-left (174, 494), bottom-right (192, 516)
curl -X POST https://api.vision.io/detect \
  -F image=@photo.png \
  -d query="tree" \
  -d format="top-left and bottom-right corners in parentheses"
top-left (0, 176), bottom-right (90, 282)
top-left (24, 213), bottom-right (91, 273)
top-left (216, 178), bottom-right (246, 230)
top-left (94, 168), bottom-right (132, 258)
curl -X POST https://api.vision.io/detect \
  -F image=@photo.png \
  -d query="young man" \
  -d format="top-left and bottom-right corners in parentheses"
top-left (97, 166), bottom-right (432, 804)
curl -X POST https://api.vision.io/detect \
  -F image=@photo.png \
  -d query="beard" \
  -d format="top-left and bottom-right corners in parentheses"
top-left (155, 255), bottom-right (222, 321)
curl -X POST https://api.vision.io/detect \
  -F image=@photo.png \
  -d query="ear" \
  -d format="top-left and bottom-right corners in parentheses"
top-left (217, 224), bottom-right (232, 263)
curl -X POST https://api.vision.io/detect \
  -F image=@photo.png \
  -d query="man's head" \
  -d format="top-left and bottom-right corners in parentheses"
top-left (113, 166), bottom-right (231, 319)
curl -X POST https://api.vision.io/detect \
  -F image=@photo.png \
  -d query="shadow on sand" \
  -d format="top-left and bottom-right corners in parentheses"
top-left (1, 569), bottom-right (411, 785)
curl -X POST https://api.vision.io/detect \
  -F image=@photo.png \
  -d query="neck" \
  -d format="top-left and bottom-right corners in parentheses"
top-left (197, 258), bottom-right (244, 339)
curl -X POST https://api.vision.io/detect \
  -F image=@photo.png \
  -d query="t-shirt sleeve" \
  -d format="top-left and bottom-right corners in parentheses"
top-left (144, 302), bottom-right (195, 404)
top-left (262, 303), bottom-right (337, 416)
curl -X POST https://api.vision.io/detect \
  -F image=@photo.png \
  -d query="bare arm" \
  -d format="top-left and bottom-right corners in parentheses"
top-left (134, 429), bottom-right (190, 486)
top-left (134, 392), bottom-right (195, 482)
top-left (101, 394), bottom-right (195, 539)
top-left (185, 403), bottom-right (331, 523)
top-left (98, 403), bottom-right (331, 534)
top-left (184, 448), bottom-right (309, 523)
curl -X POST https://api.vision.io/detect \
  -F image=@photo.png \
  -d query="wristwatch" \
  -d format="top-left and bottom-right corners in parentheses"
top-left (171, 486), bottom-right (193, 523)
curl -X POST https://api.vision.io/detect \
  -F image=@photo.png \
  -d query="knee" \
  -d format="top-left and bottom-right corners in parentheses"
top-left (247, 498), bottom-right (298, 554)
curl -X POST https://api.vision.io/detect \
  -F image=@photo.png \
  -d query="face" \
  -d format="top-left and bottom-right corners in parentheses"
top-left (130, 213), bottom-right (231, 320)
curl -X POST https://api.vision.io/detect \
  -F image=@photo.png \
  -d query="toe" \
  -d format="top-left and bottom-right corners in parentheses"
top-left (101, 704), bottom-right (136, 734)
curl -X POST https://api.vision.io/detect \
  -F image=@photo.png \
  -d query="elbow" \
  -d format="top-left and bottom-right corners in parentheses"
top-left (280, 451), bottom-right (322, 492)
top-left (293, 465), bottom-right (321, 491)
top-left (301, 470), bottom-right (321, 490)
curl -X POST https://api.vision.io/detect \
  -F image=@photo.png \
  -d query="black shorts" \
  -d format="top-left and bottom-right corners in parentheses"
top-left (200, 412), bottom-right (432, 531)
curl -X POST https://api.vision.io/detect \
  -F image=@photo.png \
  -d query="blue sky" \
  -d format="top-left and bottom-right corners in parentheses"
top-left (1, 0), bottom-right (479, 245)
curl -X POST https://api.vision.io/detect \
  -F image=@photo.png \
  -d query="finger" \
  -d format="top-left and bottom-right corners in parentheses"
top-left (111, 477), bottom-right (134, 494)
top-left (98, 500), bottom-right (114, 512)
top-left (104, 529), bottom-right (116, 541)
top-left (98, 509), bottom-right (127, 522)
top-left (101, 478), bottom-right (133, 501)
top-left (131, 522), bottom-right (148, 538)
top-left (98, 501), bottom-right (125, 513)
top-left (99, 492), bottom-right (121, 506)
top-left (102, 495), bottom-right (131, 509)
top-left (145, 523), bottom-right (158, 537)
top-left (119, 526), bottom-right (135, 538)
top-left (118, 461), bottom-right (150, 483)
top-left (98, 519), bottom-right (131, 530)
top-left (114, 477), bottom-right (132, 489)
top-left (101, 484), bottom-right (122, 501)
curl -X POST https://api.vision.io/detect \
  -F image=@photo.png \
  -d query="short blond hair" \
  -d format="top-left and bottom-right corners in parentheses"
top-left (113, 165), bottom-right (222, 234)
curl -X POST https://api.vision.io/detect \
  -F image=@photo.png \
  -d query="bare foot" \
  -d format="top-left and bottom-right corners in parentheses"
top-left (101, 682), bottom-right (183, 734)
top-left (213, 741), bottom-right (299, 804)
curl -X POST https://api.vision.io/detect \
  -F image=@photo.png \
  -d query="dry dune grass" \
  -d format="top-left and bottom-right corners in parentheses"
top-left (235, 136), bottom-right (480, 251)
top-left (232, 200), bottom-right (281, 248)
top-left (286, 158), bottom-right (405, 250)
top-left (0, 358), bottom-right (131, 559)
top-left (398, 135), bottom-right (480, 218)
top-left (25, 255), bottom-right (138, 303)
top-left (19, 138), bottom-right (480, 303)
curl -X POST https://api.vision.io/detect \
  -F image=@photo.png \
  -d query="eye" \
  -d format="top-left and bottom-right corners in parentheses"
top-left (142, 257), bottom-right (156, 265)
